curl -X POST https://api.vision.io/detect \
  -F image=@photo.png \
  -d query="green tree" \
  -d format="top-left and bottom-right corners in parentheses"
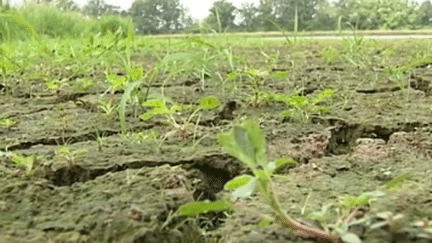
top-left (256, 0), bottom-right (324, 31)
top-left (416, 0), bottom-right (432, 26)
top-left (237, 2), bottom-right (260, 31)
top-left (54, 0), bottom-right (79, 11)
top-left (129, 0), bottom-right (192, 34)
top-left (83, 0), bottom-right (120, 18)
top-left (306, 0), bottom-right (338, 30)
top-left (335, 0), bottom-right (418, 30)
top-left (256, 0), bottom-right (275, 31)
top-left (204, 0), bottom-right (237, 32)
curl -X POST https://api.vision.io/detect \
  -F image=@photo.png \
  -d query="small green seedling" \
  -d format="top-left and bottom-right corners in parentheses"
top-left (383, 66), bottom-right (407, 91)
top-left (0, 117), bottom-right (18, 128)
top-left (266, 89), bottom-right (336, 123)
top-left (121, 130), bottom-right (159, 145)
top-left (105, 73), bottom-right (127, 95)
top-left (72, 78), bottom-right (94, 91)
top-left (55, 145), bottom-right (86, 167)
top-left (178, 121), bottom-right (339, 242)
top-left (321, 46), bottom-right (340, 65)
top-left (227, 69), bottom-right (287, 106)
top-left (97, 99), bottom-right (118, 120)
top-left (140, 96), bottom-right (220, 141)
top-left (45, 79), bottom-right (60, 92)
top-left (9, 153), bottom-right (42, 175)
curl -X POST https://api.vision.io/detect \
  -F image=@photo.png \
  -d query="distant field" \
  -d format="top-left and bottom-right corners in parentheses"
top-left (149, 28), bottom-right (432, 38)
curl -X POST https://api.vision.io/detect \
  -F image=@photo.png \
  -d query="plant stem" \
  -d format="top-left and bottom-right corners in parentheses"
top-left (260, 179), bottom-right (339, 242)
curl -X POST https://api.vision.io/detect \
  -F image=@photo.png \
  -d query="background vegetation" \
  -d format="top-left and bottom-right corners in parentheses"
top-left (0, 0), bottom-right (431, 39)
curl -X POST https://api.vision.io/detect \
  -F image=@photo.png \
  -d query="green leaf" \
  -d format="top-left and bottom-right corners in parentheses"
top-left (274, 157), bottom-right (295, 167)
top-left (267, 157), bottom-right (295, 172)
top-left (226, 71), bottom-right (239, 80)
top-left (217, 121), bottom-right (267, 170)
top-left (146, 93), bottom-right (174, 104)
top-left (199, 96), bottom-right (220, 109)
top-left (224, 174), bottom-right (254, 189)
top-left (272, 71), bottom-right (288, 78)
top-left (130, 67), bottom-right (143, 80)
top-left (233, 125), bottom-right (257, 166)
top-left (256, 70), bottom-right (269, 77)
top-left (231, 177), bottom-right (257, 200)
top-left (339, 191), bottom-right (385, 208)
top-left (109, 76), bottom-right (127, 89)
top-left (254, 169), bottom-right (267, 181)
top-left (311, 89), bottom-right (336, 105)
top-left (56, 146), bottom-right (70, 155)
top-left (142, 99), bottom-right (164, 107)
top-left (139, 111), bottom-right (155, 120)
top-left (286, 96), bottom-right (306, 107)
top-left (256, 219), bottom-right (271, 227)
top-left (247, 69), bottom-right (258, 76)
top-left (241, 121), bottom-right (266, 167)
top-left (384, 172), bottom-right (410, 190)
top-left (280, 109), bottom-right (294, 117)
top-left (315, 106), bottom-right (331, 114)
top-left (178, 200), bottom-right (231, 216)
top-left (217, 132), bottom-right (255, 168)
top-left (340, 233), bottom-right (362, 243)
top-left (119, 80), bottom-right (142, 133)
top-left (170, 105), bottom-right (183, 112)
top-left (153, 106), bottom-right (170, 114)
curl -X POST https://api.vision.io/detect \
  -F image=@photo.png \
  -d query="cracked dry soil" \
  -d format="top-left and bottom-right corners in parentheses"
top-left (2, 38), bottom-right (432, 243)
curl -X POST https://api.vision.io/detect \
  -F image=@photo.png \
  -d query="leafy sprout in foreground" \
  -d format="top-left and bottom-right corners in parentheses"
top-left (178, 121), bottom-right (340, 242)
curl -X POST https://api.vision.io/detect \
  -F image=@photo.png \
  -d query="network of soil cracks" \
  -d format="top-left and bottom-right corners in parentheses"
top-left (2, 38), bottom-right (432, 243)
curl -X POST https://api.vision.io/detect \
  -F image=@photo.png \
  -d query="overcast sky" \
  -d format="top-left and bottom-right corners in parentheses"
top-left (10, 0), bottom-right (426, 21)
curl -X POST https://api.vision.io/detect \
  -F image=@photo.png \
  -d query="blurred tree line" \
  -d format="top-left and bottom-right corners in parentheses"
top-left (9, 0), bottom-right (432, 34)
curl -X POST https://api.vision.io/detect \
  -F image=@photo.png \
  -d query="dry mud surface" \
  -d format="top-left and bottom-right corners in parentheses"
top-left (1, 37), bottom-right (432, 243)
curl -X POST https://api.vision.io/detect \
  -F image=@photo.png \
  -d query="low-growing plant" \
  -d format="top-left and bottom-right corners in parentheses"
top-left (226, 69), bottom-right (287, 107)
top-left (306, 172), bottom-right (411, 241)
top-left (44, 79), bottom-right (60, 92)
top-left (178, 121), bottom-right (339, 242)
top-left (139, 96), bottom-right (220, 142)
top-left (55, 145), bottom-right (86, 167)
top-left (121, 130), bottom-right (160, 146)
top-left (0, 115), bottom-right (18, 128)
top-left (9, 153), bottom-right (42, 175)
top-left (93, 130), bottom-right (107, 152)
top-left (261, 50), bottom-right (281, 67)
top-left (321, 46), bottom-right (340, 65)
top-left (341, 23), bottom-right (366, 68)
top-left (71, 77), bottom-right (94, 91)
top-left (383, 66), bottom-right (408, 91)
top-left (265, 89), bottom-right (336, 123)
top-left (97, 99), bottom-right (118, 120)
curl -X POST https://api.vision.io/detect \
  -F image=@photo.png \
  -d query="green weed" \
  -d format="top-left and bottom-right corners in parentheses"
top-left (265, 89), bottom-right (336, 123)
top-left (178, 121), bottom-right (339, 242)
top-left (0, 116), bottom-right (18, 128)
top-left (55, 145), bottom-right (86, 167)
top-left (140, 96), bottom-right (219, 142)
top-left (227, 68), bottom-right (288, 106)
top-left (320, 46), bottom-right (340, 65)
top-left (9, 153), bottom-right (42, 175)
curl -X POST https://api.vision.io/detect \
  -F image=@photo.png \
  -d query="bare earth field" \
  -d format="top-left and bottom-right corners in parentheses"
top-left (1, 35), bottom-right (432, 243)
